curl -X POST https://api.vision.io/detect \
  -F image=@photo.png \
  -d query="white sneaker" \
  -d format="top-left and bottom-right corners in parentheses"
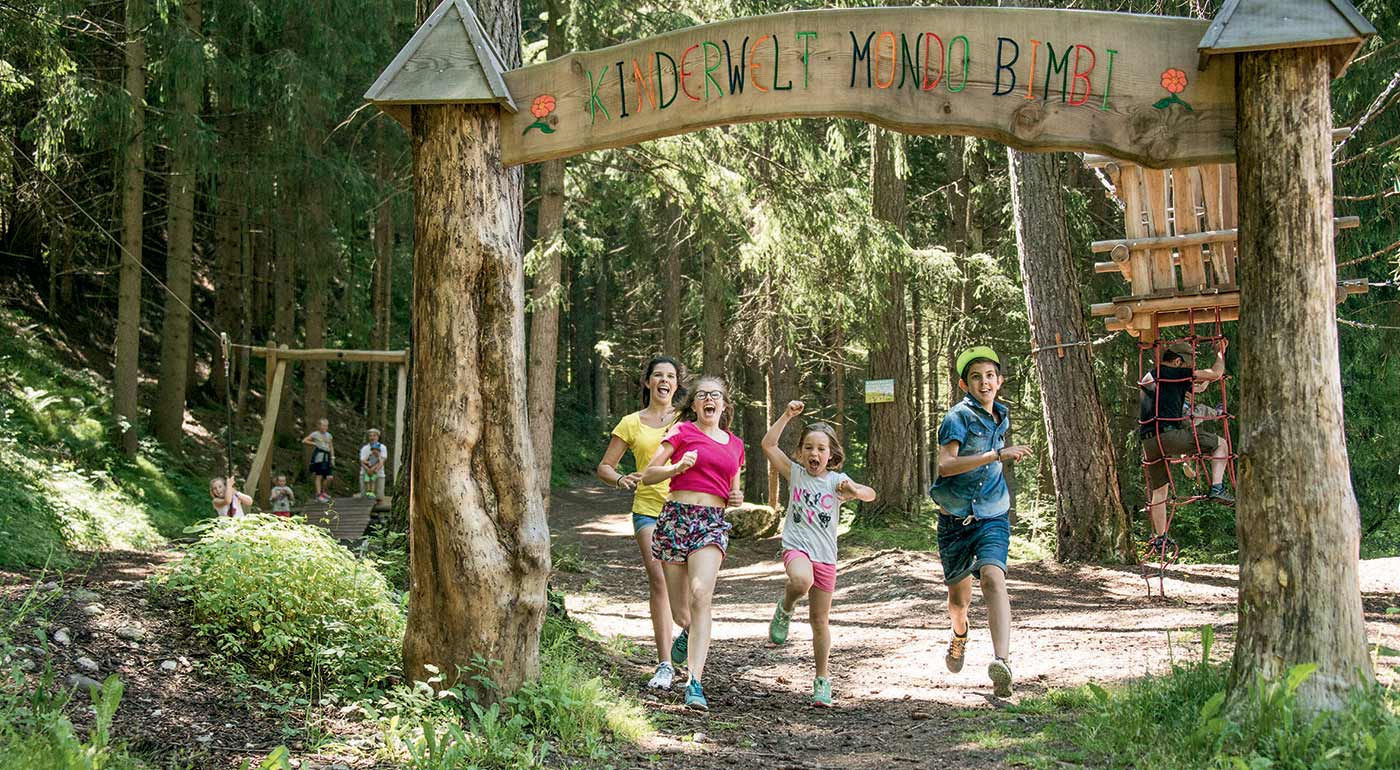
top-left (647, 661), bottom-right (675, 690)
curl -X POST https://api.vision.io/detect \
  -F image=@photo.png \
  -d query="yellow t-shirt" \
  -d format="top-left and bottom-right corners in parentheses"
top-left (611, 411), bottom-right (673, 518)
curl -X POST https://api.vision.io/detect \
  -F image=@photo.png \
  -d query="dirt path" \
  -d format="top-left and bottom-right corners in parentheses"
top-left (549, 484), bottom-right (1400, 770)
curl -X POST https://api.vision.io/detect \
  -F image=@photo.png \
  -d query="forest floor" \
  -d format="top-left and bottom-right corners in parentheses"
top-left (549, 484), bottom-right (1400, 770)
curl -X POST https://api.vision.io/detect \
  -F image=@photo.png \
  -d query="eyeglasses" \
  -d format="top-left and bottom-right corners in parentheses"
top-left (692, 390), bottom-right (724, 401)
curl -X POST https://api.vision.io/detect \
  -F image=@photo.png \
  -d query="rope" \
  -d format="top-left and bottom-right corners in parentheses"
top-left (1334, 67), bottom-right (1400, 159)
top-left (1338, 317), bottom-right (1400, 331)
top-left (1030, 331), bottom-right (1121, 356)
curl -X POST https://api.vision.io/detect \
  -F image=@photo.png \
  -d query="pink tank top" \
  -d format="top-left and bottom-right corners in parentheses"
top-left (664, 421), bottom-right (745, 500)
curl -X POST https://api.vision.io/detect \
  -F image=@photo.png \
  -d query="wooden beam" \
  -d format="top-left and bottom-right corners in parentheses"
top-left (1092, 291), bottom-right (1240, 317)
top-left (392, 363), bottom-right (408, 484)
top-left (250, 359), bottom-right (289, 505)
top-left (1083, 128), bottom-right (1355, 167)
top-left (1107, 306), bottom-right (1240, 331)
top-left (246, 347), bottom-right (409, 364)
top-left (1092, 215), bottom-right (1360, 254)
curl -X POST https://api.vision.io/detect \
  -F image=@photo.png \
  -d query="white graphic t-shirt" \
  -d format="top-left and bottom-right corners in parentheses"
top-left (780, 461), bottom-right (850, 565)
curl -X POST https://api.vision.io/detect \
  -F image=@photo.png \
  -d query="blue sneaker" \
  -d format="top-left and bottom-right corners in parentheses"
top-left (670, 629), bottom-right (688, 667)
top-left (684, 679), bottom-right (708, 711)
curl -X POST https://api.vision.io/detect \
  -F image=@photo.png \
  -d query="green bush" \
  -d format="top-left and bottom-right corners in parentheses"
top-left (163, 515), bottom-right (405, 693)
top-left (0, 672), bottom-right (150, 770)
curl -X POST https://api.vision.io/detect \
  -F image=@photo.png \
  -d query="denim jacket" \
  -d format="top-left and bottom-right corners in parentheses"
top-left (929, 394), bottom-right (1010, 520)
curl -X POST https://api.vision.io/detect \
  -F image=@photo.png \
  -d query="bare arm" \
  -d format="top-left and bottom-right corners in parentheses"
top-left (596, 435), bottom-right (642, 490)
top-left (760, 400), bottom-right (804, 482)
top-left (642, 441), bottom-right (694, 485)
top-left (301, 433), bottom-right (315, 446)
top-left (234, 490), bottom-right (254, 508)
top-left (936, 440), bottom-right (1032, 478)
top-left (1194, 339), bottom-right (1228, 382)
top-left (837, 478), bottom-right (877, 503)
top-left (728, 469), bottom-right (743, 507)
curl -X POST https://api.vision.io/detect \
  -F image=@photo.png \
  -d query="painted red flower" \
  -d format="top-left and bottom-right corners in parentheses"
top-left (1160, 69), bottom-right (1187, 95)
top-left (531, 94), bottom-right (556, 119)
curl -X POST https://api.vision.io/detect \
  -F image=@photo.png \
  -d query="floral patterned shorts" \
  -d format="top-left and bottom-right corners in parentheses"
top-left (651, 500), bottom-right (730, 563)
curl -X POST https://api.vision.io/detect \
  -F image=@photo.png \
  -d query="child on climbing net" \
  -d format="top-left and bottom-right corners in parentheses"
top-left (930, 346), bottom-right (1031, 698)
top-left (210, 475), bottom-right (252, 518)
top-left (1138, 339), bottom-right (1233, 556)
top-left (762, 400), bottom-right (875, 707)
top-left (360, 428), bottom-right (387, 499)
top-left (302, 417), bottom-right (335, 502)
top-left (270, 474), bottom-right (295, 518)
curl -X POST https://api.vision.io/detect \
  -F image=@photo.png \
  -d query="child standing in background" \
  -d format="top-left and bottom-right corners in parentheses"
top-left (762, 400), bottom-right (875, 707)
top-left (270, 474), bottom-right (295, 518)
top-left (303, 418), bottom-right (335, 502)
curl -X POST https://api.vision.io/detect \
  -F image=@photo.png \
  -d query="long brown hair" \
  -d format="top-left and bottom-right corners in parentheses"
top-left (639, 355), bottom-right (688, 409)
top-left (685, 375), bottom-right (734, 431)
top-left (797, 422), bottom-right (845, 471)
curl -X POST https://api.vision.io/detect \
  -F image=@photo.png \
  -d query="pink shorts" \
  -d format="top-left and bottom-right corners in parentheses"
top-left (783, 549), bottom-right (836, 593)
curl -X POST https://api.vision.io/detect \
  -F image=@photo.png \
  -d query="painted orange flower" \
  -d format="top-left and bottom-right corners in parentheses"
top-left (1160, 69), bottom-right (1187, 94)
top-left (531, 94), bottom-right (556, 119)
top-left (1154, 69), bottom-right (1193, 112)
top-left (524, 94), bottom-right (557, 135)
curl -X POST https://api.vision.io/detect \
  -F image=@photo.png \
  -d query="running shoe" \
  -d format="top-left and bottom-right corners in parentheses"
top-left (1145, 533), bottom-right (1178, 558)
top-left (670, 628), bottom-right (688, 667)
top-left (811, 676), bottom-right (832, 708)
top-left (647, 661), bottom-right (674, 690)
top-left (1208, 484), bottom-right (1235, 504)
top-left (945, 628), bottom-right (968, 673)
top-left (988, 658), bottom-right (1013, 698)
top-left (768, 601), bottom-right (791, 645)
top-left (684, 679), bottom-right (708, 711)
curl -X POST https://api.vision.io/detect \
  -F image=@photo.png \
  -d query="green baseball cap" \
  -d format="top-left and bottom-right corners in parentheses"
top-left (956, 346), bottom-right (1001, 381)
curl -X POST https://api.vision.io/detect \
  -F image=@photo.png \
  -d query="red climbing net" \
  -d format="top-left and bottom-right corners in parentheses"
top-left (1137, 306), bottom-right (1237, 598)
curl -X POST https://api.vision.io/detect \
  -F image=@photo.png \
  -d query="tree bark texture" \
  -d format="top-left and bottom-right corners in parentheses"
top-left (526, 0), bottom-right (568, 501)
top-left (403, 97), bottom-right (550, 697)
top-left (1007, 149), bottom-right (1132, 563)
top-left (211, 168), bottom-right (244, 403)
top-left (701, 245), bottom-right (726, 374)
top-left (861, 126), bottom-right (919, 521)
top-left (273, 207), bottom-right (298, 436)
top-left (663, 197), bottom-right (683, 357)
top-left (153, 0), bottom-right (201, 450)
top-left (114, 0), bottom-right (145, 457)
top-left (1228, 46), bottom-right (1373, 712)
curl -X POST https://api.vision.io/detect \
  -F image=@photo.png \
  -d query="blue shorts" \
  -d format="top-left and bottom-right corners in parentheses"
top-left (631, 513), bottom-right (658, 534)
top-left (937, 514), bottom-right (1010, 585)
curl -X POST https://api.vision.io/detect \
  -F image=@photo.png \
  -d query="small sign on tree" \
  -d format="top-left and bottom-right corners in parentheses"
top-left (864, 379), bottom-right (895, 404)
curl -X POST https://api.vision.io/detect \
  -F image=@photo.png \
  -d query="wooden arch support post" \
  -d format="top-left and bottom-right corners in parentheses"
top-left (1217, 0), bottom-right (1375, 713)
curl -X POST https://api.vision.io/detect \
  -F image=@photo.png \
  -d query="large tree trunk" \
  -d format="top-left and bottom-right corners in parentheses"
top-left (859, 126), bottom-right (918, 523)
top-left (593, 250), bottom-right (610, 422)
top-left (912, 280), bottom-right (927, 492)
top-left (367, 139), bottom-right (391, 428)
top-left (114, 0), bottom-right (145, 457)
top-left (303, 272), bottom-right (327, 427)
top-left (1228, 46), bottom-right (1373, 713)
top-left (152, 0), bottom-right (201, 451)
top-left (272, 206), bottom-right (298, 435)
top-left (701, 245), bottom-right (726, 374)
top-left (402, 90), bottom-right (550, 696)
top-left (662, 197), bottom-right (683, 356)
top-left (211, 168), bottom-right (244, 403)
top-left (1007, 148), bottom-right (1132, 563)
top-left (526, 0), bottom-right (568, 499)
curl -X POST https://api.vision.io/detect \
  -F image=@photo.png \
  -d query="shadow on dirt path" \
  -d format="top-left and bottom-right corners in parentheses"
top-left (548, 484), bottom-right (1400, 769)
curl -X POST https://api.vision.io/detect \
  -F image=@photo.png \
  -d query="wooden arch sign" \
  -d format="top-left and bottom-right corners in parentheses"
top-left (368, 4), bottom-right (1237, 169)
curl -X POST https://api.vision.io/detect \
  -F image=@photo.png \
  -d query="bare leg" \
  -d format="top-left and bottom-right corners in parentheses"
top-left (635, 526), bottom-right (673, 663)
top-left (313, 475), bottom-right (323, 497)
top-left (684, 545), bottom-right (724, 682)
top-left (661, 562), bottom-right (691, 631)
top-left (1149, 484), bottom-right (1170, 534)
top-left (1210, 442), bottom-right (1229, 486)
top-left (979, 565), bottom-right (1011, 661)
top-left (947, 575), bottom-right (973, 636)
top-left (782, 556), bottom-right (814, 613)
top-left (809, 587), bottom-right (833, 679)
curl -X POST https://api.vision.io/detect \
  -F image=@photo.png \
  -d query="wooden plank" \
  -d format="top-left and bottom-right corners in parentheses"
top-left (1141, 169), bottom-right (1176, 292)
top-left (1090, 216), bottom-right (1359, 253)
top-left (249, 360), bottom-right (288, 505)
top-left (1091, 290), bottom-right (1239, 317)
top-left (298, 497), bottom-right (377, 541)
top-left (1172, 168), bottom-right (1208, 290)
top-left (1108, 306), bottom-right (1239, 331)
top-left (1220, 164), bottom-right (1239, 284)
top-left (365, 0), bottom-right (516, 112)
top-left (1198, 164), bottom-right (1231, 285)
top-left (1082, 128), bottom-right (1353, 167)
top-left (246, 347), bottom-right (410, 364)
top-left (1119, 165), bottom-right (1153, 295)
top-left (494, 7), bottom-right (1237, 168)
top-left (392, 364), bottom-right (408, 482)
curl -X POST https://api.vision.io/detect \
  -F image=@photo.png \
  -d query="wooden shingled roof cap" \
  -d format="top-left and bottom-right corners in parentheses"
top-left (1198, 0), bottom-right (1377, 77)
top-left (364, 0), bottom-right (518, 127)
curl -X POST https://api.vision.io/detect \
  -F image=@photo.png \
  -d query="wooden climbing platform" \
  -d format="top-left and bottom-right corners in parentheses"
top-left (1084, 131), bottom-right (1366, 342)
top-left (295, 496), bottom-right (390, 541)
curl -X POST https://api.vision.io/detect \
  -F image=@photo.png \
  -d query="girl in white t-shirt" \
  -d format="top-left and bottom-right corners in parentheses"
top-left (210, 475), bottom-right (253, 518)
top-left (759, 400), bottom-right (875, 707)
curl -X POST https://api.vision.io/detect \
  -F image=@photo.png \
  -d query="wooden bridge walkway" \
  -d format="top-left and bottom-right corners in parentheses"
top-left (294, 496), bottom-right (390, 541)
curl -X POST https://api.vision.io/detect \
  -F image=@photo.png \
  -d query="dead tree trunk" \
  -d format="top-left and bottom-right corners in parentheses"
top-left (1228, 45), bottom-right (1373, 713)
top-left (1007, 149), bottom-right (1132, 563)
top-left (114, 0), bottom-right (145, 457)
top-left (153, 0), bottom-right (201, 451)
top-left (402, 94), bottom-right (550, 695)
top-left (859, 126), bottom-right (918, 523)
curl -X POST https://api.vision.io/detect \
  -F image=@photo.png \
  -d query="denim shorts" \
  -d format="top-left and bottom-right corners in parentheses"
top-left (937, 513), bottom-right (1010, 585)
top-left (651, 500), bottom-right (730, 563)
top-left (631, 513), bottom-right (658, 534)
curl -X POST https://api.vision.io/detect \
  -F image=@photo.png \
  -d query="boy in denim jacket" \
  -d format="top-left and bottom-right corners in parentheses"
top-left (929, 346), bottom-right (1031, 698)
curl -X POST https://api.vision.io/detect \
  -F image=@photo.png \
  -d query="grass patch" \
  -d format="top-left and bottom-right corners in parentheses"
top-left (1006, 629), bottom-right (1400, 770)
top-left (0, 309), bottom-right (208, 568)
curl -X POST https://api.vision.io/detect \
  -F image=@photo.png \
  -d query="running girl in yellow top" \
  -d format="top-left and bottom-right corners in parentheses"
top-left (597, 355), bottom-right (688, 690)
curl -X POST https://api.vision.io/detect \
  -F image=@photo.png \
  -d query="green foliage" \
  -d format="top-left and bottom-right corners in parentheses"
top-left (162, 515), bottom-right (405, 694)
top-left (0, 671), bottom-right (152, 770)
top-left (0, 309), bottom-right (208, 569)
top-left (1009, 628), bottom-right (1400, 770)
top-left (549, 391), bottom-right (609, 487)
